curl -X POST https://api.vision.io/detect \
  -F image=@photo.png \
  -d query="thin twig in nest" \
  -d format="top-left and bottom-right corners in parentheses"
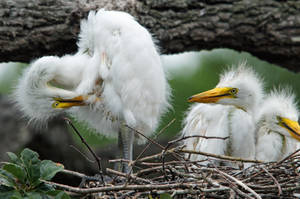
top-left (64, 117), bottom-right (105, 184)
top-left (261, 166), bottom-right (282, 196)
top-left (180, 149), bottom-right (263, 163)
top-left (125, 118), bottom-right (176, 183)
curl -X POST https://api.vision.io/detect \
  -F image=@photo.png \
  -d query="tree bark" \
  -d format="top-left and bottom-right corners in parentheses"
top-left (1, 0), bottom-right (300, 72)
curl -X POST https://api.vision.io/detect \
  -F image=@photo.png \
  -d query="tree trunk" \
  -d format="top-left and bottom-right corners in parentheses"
top-left (1, 0), bottom-right (300, 71)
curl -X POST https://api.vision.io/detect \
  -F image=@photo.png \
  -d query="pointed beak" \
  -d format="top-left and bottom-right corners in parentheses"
top-left (278, 117), bottom-right (300, 141)
top-left (187, 87), bottom-right (235, 103)
top-left (52, 96), bottom-right (86, 109)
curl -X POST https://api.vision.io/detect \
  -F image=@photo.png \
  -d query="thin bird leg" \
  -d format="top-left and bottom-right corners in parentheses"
top-left (118, 123), bottom-right (134, 173)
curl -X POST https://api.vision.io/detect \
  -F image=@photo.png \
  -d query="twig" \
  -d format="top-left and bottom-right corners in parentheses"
top-left (131, 118), bottom-right (176, 164)
top-left (61, 169), bottom-right (89, 179)
top-left (167, 135), bottom-right (229, 146)
top-left (180, 149), bottom-right (263, 163)
top-left (213, 168), bottom-right (262, 199)
top-left (124, 124), bottom-right (165, 150)
top-left (276, 148), bottom-right (300, 165)
top-left (205, 161), bottom-right (252, 199)
top-left (42, 180), bottom-right (199, 193)
top-left (261, 167), bottom-right (282, 196)
top-left (135, 165), bottom-right (168, 177)
top-left (69, 145), bottom-right (95, 163)
top-left (64, 117), bottom-right (104, 184)
top-left (106, 168), bottom-right (152, 184)
top-left (125, 118), bottom-right (176, 183)
top-left (139, 159), bottom-right (207, 166)
top-left (124, 125), bottom-right (184, 167)
top-left (162, 135), bottom-right (228, 178)
top-left (137, 148), bottom-right (176, 162)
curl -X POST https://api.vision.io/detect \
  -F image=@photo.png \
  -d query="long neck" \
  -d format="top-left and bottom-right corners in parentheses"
top-left (225, 107), bottom-right (235, 156)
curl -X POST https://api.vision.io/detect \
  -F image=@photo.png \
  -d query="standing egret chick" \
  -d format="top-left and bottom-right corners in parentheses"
top-left (182, 64), bottom-right (264, 166)
top-left (255, 89), bottom-right (300, 162)
top-left (15, 10), bottom-right (170, 173)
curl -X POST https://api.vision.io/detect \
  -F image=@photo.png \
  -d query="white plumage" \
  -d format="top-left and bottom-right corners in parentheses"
top-left (182, 64), bottom-right (264, 166)
top-left (15, 54), bottom-right (89, 123)
top-left (14, 10), bottom-right (170, 172)
top-left (255, 88), bottom-right (300, 162)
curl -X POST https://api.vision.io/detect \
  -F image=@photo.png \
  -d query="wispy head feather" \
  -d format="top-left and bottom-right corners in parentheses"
top-left (217, 61), bottom-right (265, 112)
top-left (260, 86), bottom-right (299, 121)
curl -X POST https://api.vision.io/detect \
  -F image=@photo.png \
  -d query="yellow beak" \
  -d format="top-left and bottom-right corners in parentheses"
top-left (278, 117), bottom-right (300, 141)
top-left (52, 96), bottom-right (86, 109)
top-left (188, 87), bottom-right (235, 103)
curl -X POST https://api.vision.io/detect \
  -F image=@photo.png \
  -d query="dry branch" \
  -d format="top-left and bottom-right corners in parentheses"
top-left (180, 148), bottom-right (264, 163)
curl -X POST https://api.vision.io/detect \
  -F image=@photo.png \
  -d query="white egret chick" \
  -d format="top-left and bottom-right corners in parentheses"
top-left (14, 53), bottom-right (90, 123)
top-left (15, 10), bottom-right (170, 173)
top-left (255, 89), bottom-right (300, 162)
top-left (182, 64), bottom-right (264, 166)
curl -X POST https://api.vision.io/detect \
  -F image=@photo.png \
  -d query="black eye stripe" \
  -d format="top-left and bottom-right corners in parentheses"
top-left (282, 121), bottom-right (300, 137)
top-left (207, 93), bottom-right (232, 98)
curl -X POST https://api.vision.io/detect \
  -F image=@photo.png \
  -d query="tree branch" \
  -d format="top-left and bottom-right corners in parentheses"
top-left (1, 0), bottom-right (300, 71)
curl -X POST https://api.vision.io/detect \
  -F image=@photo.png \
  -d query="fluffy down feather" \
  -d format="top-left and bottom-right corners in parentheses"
top-left (182, 63), bottom-right (264, 166)
top-left (255, 87), bottom-right (300, 161)
top-left (14, 10), bottom-right (171, 143)
top-left (72, 10), bottom-right (171, 139)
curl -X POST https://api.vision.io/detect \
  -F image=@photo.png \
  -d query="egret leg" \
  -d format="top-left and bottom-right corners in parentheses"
top-left (118, 124), bottom-right (134, 173)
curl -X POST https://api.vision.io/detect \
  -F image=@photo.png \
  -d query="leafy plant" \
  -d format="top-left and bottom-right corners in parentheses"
top-left (0, 148), bottom-right (69, 199)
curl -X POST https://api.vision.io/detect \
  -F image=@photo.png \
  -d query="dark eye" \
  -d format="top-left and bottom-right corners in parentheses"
top-left (230, 88), bottom-right (238, 94)
top-left (277, 116), bottom-right (282, 122)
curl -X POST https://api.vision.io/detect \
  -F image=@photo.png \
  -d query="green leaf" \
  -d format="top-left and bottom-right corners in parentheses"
top-left (7, 152), bottom-right (21, 164)
top-left (3, 163), bottom-right (26, 183)
top-left (35, 182), bottom-right (54, 193)
top-left (0, 186), bottom-right (16, 199)
top-left (3, 190), bottom-right (23, 199)
top-left (0, 169), bottom-right (16, 187)
top-left (20, 148), bottom-right (41, 186)
top-left (26, 192), bottom-right (42, 199)
top-left (40, 160), bottom-right (63, 181)
top-left (20, 148), bottom-right (40, 170)
top-left (29, 164), bottom-right (41, 187)
top-left (0, 185), bottom-right (14, 192)
top-left (55, 191), bottom-right (70, 199)
top-left (46, 190), bottom-right (62, 196)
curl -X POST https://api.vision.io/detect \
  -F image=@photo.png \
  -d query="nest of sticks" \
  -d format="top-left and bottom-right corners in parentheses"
top-left (45, 119), bottom-right (300, 198)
